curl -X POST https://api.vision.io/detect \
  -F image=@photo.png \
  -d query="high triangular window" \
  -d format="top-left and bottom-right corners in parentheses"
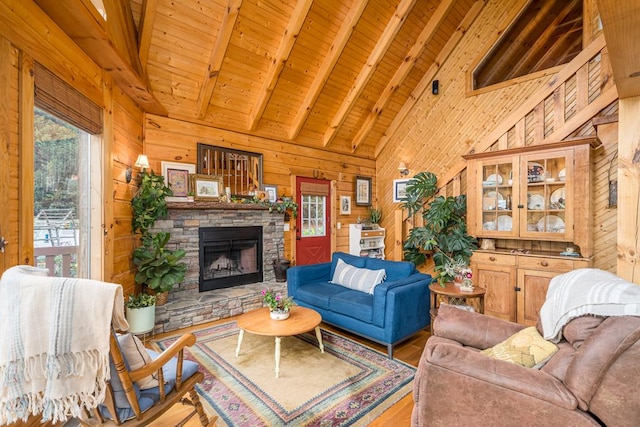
top-left (472, 0), bottom-right (583, 91)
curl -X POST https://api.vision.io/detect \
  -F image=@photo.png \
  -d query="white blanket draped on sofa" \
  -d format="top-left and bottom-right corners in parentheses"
top-left (540, 268), bottom-right (640, 342)
top-left (0, 266), bottom-right (128, 424)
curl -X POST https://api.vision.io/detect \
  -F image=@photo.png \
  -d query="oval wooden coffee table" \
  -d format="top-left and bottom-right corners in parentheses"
top-left (235, 306), bottom-right (324, 378)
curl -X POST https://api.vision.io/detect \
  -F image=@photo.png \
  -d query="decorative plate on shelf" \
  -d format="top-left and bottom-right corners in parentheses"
top-left (537, 215), bottom-right (565, 233)
top-left (485, 174), bottom-right (503, 185)
top-left (558, 168), bottom-right (566, 182)
top-left (497, 215), bottom-right (513, 231)
top-left (550, 188), bottom-right (565, 205)
top-left (527, 194), bottom-right (545, 210)
top-left (527, 162), bottom-right (545, 183)
top-left (485, 191), bottom-right (504, 200)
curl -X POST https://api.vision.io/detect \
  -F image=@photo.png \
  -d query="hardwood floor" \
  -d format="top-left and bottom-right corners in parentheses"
top-left (147, 315), bottom-right (430, 426)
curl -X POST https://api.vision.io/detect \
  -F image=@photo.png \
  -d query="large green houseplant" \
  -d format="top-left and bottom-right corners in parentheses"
top-left (402, 171), bottom-right (478, 285)
top-left (131, 170), bottom-right (187, 305)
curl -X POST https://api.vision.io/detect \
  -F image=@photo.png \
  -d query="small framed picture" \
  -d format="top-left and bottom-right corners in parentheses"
top-left (393, 179), bottom-right (411, 203)
top-left (340, 195), bottom-right (351, 215)
top-left (191, 174), bottom-right (223, 201)
top-left (161, 161), bottom-right (196, 197)
top-left (263, 185), bottom-right (278, 202)
top-left (355, 176), bottom-right (372, 206)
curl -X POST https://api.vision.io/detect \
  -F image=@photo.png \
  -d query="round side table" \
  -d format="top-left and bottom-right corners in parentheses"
top-left (428, 282), bottom-right (486, 331)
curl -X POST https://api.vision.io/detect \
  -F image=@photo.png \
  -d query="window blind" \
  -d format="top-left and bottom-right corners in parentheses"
top-left (300, 182), bottom-right (329, 196)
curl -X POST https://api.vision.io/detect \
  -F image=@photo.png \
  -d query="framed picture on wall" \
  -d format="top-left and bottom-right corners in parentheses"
top-left (340, 195), bottom-right (351, 215)
top-left (161, 161), bottom-right (196, 197)
top-left (191, 174), bottom-right (223, 201)
top-left (393, 179), bottom-right (411, 203)
top-left (263, 184), bottom-right (278, 202)
top-left (355, 176), bottom-right (372, 206)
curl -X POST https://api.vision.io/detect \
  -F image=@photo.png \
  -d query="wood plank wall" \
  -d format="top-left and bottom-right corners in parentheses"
top-left (142, 114), bottom-right (377, 261)
top-left (376, 0), bottom-right (619, 276)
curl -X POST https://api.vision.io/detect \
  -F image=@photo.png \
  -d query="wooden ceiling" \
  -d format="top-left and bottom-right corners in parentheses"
top-left (33, 0), bottom-right (639, 158)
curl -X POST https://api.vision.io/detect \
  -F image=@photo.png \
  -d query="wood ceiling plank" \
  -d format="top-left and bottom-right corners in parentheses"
top-left (137, 0), bottom-right (158, 74)
top-left (196, 0), bottom-right (242, 119)
top-left (596, 0), bottom-right (640, 98)
top-left (376, 0), bottom-right (486, 157)
top-left (350, 0), bottom-right (456, 153)
top-left (322, 0), bottom-right (418, 148)
top-left (34, 0), bottom-right (167, 115)
top-left (247, 0), bottom-right (313, 131)
top-left (288, 0), bottom-right (369, 140)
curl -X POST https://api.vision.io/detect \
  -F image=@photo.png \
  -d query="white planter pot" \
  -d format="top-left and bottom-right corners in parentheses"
top-left (270, 309), bottom-right (290, 321)
top-left (126, 305), bottom-right (156, 334)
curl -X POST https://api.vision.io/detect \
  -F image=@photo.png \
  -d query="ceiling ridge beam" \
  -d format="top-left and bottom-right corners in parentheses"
top-left (322, 0), bottom-right (417, 148)
top-left (288, 0), bottom-right (369, 141)
top-left (102, 0), bottom-right (144, 78)
top-left (196, 0), bottom-right (243, 120)
top-left (137, 0), bottom-right (158, 76)
top-left (375, 0), bottom-right (486, 157)
top-left (247, 0), bottom-right (314, 131)
top-left (350, 0), bottom-right (456, 153)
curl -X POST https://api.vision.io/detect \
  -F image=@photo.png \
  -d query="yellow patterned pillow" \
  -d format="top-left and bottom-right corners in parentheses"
top-left (481, 327), bottom-right (558, 369)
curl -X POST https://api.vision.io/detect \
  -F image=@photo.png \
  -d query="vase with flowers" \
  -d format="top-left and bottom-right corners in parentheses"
top-left (262, 288), bottom-right (295, 320)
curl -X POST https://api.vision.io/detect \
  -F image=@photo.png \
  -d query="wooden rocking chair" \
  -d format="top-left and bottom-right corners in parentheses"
top-left (80, 330), bottom-right (217, 427)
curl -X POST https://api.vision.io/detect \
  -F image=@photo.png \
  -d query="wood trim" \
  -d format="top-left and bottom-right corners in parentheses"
top-left (196, 0), bottom-right (242, 120)
top-left (248, 0), bottom-right (313, 131)
top-left (288, 0), bottom-right (369, 140)
top-left (350, 0), bottom-right (456, 153)
top-left (101, 73), bottom-right (114, 281)
top-left (375, 0), bottom-right (486, 157)
top-left (0, 37), bottom-right (10, 272)
top-left (323, 0), bottom-right (417, 148)
top-left (102, 0), bottom-right (144, 77)
top-left (467, 65), bottom-right (563, 98)
top-left (394, 209), bottom-right (403, 261)
top-left (19, 52), bottom-right (34, 266)
top-left (462, 136), bottom-right (600, 160)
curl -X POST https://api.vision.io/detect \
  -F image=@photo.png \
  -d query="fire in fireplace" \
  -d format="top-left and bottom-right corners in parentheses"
top-left (199, 226), bottom-right (263, 291)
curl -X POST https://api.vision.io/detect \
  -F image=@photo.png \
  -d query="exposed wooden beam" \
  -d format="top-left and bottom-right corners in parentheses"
top-left (102, 0), bottom-right (143, 77)
top-left (0, 37), bottom-right (10, 271)
top-left (34, 0), bottom-right (167, 115)
top-left (350, 0), bottom-right (456, 153)
top-left (288, 0), bottom-right (369, 140)
top-left (137, 0), bottom-right (158, 75)
top-left (322, 0), bottom-right (417, 148)
top-left (248, 0), bottom-right (313, 131)
top-left (196, 0), bottom-right (242, 120)
top-left (596, 0), bottom-right (640, 98)
top-left (375, 0), bottom-right (486, 157)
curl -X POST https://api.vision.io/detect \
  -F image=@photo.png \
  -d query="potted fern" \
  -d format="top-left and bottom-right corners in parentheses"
top-left (402, 171), bottom-right (478, 285)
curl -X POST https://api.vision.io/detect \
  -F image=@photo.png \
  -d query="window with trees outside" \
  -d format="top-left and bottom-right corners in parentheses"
top-left (301, 195), bottom-right (326, 237)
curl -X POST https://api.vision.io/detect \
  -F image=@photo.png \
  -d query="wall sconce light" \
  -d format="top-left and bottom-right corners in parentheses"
top-left (398, 161), bottom-right (409, 176)
top-left (125, 165), bottom-right (133, 183)
top-left (134, 154), bottom-right (150, 171)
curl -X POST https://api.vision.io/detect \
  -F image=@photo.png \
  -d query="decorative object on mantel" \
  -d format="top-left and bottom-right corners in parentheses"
top-left (401, 171), bottom-right (478, 286)
top-left (235, 195), bottom-right (300, 219)
top-left (262, 288), bottom-right (295, 320)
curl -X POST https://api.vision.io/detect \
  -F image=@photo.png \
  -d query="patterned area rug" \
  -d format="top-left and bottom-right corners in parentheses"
top-left (151, 321), bottom-right (416, 426)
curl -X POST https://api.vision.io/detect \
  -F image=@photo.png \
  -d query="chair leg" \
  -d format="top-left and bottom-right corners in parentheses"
top-left (187, 388), bottom-right (217, 427)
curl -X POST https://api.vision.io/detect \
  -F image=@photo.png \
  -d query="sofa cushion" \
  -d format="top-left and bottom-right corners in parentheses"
top-left (297, 283), bottom-right (347, 310)
top-left (364, 258), bottom-right (415, 281)
top-left (330, 290), bottom-right (374, 323)
top-left (330, 252), bottom-right (367, 279)
top-left (331, 258), bottom-right (386, 294)
top-left (481, 326), bottom-right (558, 369)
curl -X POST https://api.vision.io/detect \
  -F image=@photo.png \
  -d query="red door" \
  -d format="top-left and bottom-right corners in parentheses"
top-left (295, 177), bottom-right (331, 265)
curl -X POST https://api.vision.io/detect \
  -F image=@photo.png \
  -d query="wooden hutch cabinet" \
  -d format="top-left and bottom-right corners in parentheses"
top-left (463, 137), bottom-right (600, 325)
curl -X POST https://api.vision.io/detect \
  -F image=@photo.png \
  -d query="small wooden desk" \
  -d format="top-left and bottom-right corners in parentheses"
top-left (235, 306), bottom-right (324, 378)
top-left (429, 283), bottom-right (486, 330)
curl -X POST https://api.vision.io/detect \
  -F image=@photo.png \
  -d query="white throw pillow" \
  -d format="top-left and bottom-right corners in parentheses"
top-left (117, 333), bottom-right (159, 390)
top-left (330, 258), bottom-right (386, 294)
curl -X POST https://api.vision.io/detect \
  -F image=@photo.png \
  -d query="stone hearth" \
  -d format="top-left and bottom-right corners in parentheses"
top-left (149, 202), bottom-right (287, 333)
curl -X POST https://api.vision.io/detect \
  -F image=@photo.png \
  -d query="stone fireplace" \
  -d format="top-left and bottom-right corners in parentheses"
top-left (148, 202), bottom-right (287, 333)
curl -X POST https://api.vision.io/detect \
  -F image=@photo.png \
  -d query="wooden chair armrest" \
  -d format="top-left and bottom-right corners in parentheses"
top-left (129, 333), bottom-right (196, 383)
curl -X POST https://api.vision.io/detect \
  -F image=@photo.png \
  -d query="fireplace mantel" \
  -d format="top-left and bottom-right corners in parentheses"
top-left (167, 201), bottom-right (270, 211)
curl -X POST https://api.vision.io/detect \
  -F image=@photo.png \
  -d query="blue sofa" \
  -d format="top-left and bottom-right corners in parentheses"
top-left (287, 252), bottom-right (432, 358)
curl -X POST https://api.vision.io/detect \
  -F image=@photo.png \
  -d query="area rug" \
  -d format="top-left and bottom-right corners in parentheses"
top-left (151, 321), bottom-right (416, 426)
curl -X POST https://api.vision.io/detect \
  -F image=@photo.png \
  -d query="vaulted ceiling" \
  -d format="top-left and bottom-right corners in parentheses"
top-left (33, 0), bottom-right (640, 159)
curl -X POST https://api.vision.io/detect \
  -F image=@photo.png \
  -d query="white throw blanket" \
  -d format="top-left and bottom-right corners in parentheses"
top-left (0, 266), bottom-right (128, 424)
top-left (540, 268), bottom-right (640, 343)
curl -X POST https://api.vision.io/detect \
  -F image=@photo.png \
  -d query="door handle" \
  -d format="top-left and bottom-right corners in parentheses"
top-left (0, 234), bottom-right (6, 253)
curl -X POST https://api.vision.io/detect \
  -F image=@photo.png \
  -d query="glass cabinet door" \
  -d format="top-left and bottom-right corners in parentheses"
top-left (479, 159), bottom-right (517, 236)
top-left (519, 150), bottom-right (573, 240)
